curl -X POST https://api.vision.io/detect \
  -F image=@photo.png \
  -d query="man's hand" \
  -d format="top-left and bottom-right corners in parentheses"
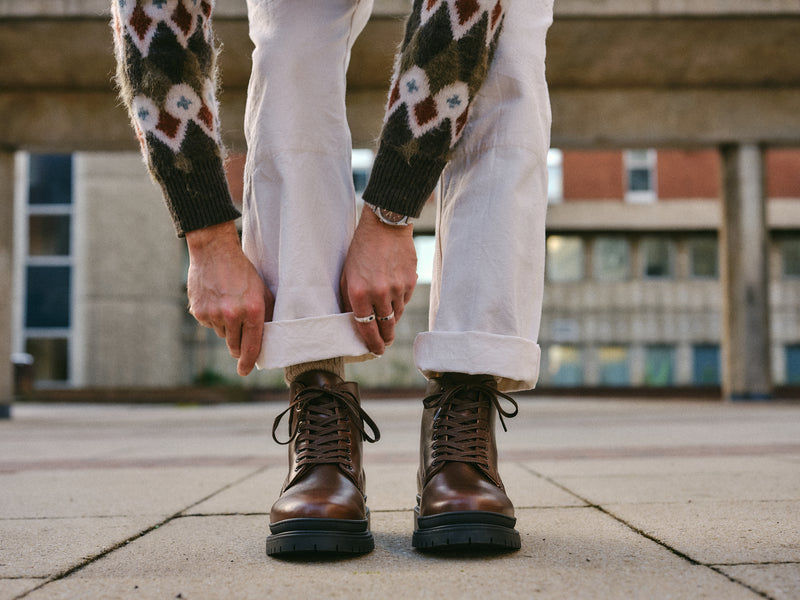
top-left (341, 204), bottom-right (418, 355)
top-left (186, 221), bottom-right (274, 376)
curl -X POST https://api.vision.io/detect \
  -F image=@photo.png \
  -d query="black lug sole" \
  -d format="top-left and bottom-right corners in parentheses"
top-left (266, 516), bottom-right (374, 556)
top-left (412, 509), bottom-right (521, 552)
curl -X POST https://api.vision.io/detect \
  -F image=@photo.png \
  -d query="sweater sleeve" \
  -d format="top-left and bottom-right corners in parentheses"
top-left (111, 0), bottom-right (241, 237)
top-left (362, 0), bottom-right (506, 218)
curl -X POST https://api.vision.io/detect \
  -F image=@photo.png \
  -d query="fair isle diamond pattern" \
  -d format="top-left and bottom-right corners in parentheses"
top-left (384, 0), bottom-right (504, 149)
top-left (132, 81), bottom-right (219, 152)
top-left (115, 0), bottom-right (213, 59)
top-left (420, 0), bottom-right (504, 45)
top-left (112, 0), bottom-right (240, 236)
top-left (112, 0), bottom-right (221, 153)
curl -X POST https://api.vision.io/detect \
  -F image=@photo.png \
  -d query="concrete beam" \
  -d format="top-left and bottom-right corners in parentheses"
top-left (3, 0), bottom-right (799, 18)
top-left (550, 88), bottom-right (800, 148)
top-left (6, 86), bottom-right (800, 153)
top-left (720, 144), bottom-right (772, 400)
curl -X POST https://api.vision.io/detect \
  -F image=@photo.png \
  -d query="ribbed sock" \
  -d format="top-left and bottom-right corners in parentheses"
top-left (284, 357), bottom-right (345, 385)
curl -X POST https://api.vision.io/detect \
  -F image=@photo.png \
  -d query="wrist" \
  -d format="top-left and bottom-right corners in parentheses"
top-left (185, 221), bottom-right (241, 258)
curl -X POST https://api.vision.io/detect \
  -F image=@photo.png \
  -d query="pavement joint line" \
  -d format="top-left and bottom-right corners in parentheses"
top-left (709, 561), bottom-right (800, 566)
top-left (514, 462), bottom-right (778, 600)
top-left (10, 464), bottom-right (271, 600)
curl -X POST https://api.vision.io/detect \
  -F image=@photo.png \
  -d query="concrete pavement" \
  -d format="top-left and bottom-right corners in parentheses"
top-left (1, 396), bottom-right (799, 599)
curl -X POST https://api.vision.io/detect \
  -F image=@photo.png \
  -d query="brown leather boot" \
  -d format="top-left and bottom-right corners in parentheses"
top-left (413, 373), bottom-right (521, 551)
top-left (265, 370), bottom-right (380, 556)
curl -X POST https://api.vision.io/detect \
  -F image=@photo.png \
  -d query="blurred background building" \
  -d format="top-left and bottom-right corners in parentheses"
top-left (1, 0), bottom-right (799, 403)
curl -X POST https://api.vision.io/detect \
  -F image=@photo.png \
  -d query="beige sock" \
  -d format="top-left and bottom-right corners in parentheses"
top-left (284, 357), bottom-right (345, 385)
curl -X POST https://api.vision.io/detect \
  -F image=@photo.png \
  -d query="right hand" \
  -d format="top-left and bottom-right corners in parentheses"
top-left (185, 221), bottom-right (274, 376)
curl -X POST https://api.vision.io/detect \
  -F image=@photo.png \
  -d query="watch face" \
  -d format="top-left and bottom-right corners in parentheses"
top-left (381, 209), bottom-right (405, 223)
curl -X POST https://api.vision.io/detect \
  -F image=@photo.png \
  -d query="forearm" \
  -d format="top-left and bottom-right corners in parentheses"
top-left (111, 0), bottom-right (240, 236)
top-left (362, 0), bottom-right (507, 217)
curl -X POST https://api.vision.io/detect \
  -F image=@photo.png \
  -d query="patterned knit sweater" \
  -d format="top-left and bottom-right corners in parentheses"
top-left (112, 0), bottom-right (505, 235)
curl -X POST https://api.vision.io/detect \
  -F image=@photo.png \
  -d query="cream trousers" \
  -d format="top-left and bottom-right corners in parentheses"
top-left (241, 0), bottom-right (553, 392)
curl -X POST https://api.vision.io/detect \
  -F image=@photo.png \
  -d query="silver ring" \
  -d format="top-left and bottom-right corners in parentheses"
top-left (378, 311), bottom-right (395, 322)
top-left (353, 313), bottom-right (376, 324)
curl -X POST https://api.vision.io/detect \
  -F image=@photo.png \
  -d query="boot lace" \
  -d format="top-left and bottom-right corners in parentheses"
top-left (423, 380), bottom-right (518, 470)
top-left (272, 385), bottom-right (380, 472)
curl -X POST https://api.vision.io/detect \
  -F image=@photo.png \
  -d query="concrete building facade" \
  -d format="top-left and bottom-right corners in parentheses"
top-left (2, 0), bottom-right (800, 403)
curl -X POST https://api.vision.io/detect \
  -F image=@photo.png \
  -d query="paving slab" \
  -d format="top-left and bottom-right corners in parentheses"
top-left (717, 564), bottom-right (800, 600)
top-left (606, 500), bottom-right (800, 565)
top-left (2, 399), bottom-right (798, 600)
top-left (0, 579), bottom-right (45, 600)
top-left (0, 467), bottom-right (259, 519)
top-left (528, 455), bottom-right (800, 478)
top-left (21, 510), bottom-right (762, 600)
top-left (534, 467), bottom-right (800, 505)
top-left (0, 516), bottom-right (155, 579)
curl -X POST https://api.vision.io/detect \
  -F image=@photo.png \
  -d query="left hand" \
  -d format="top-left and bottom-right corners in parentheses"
top-left (341, 204), bottom-right (418, 355)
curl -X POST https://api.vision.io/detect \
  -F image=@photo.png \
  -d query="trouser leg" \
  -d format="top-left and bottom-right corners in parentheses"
top-left (414, 0), bottom-right (554, 393)
top-left (242, 0), bottom-right (374, 370)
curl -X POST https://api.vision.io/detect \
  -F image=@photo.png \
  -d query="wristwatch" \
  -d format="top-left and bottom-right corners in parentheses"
top-left (365, 202), bottom-right (411, 227)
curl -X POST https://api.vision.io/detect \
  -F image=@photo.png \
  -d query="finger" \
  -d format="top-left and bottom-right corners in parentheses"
top-left (375, 304), bottom-right (396, 347)
top-left (225, 320), bottom-right (243, 360)
top-left (213, 324), bottom-right (226, 339)
top-left (340, 273), bottom-right (353, 313)
top-left (237, 318), bottom-right (264, 376)
top-left (352, 307), bottom-right (385, 355)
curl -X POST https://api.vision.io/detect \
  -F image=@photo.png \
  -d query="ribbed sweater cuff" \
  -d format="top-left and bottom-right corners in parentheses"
top-left (362, 146), bottom-right (446, 218)
top-left (158, 158), bottom-right (242, 237)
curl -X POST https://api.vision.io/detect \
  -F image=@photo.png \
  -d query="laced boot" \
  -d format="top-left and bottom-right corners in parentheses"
top-left (265, 370), bottom-right (380, 556)
top-left (413, 373), bottom-right (521, 551)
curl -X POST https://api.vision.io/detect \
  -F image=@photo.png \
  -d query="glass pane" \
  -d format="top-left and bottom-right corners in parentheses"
top-left (546, 236), bottom-right (583, 282)
top-left (25, 337), bottom-right (69, 381)
top-left (781, 238), bottom-right (800, 277)
top-left (414, 235), bottom-right (436, 285)
top-left (644, 345), bottom-right (675, 386)
top-left (598, 346), bottom-right (629, 386)
top-left (594, 237), bottom-right (630, 281)
top-left (786, 345), bottom-right (800, 384)
top-left (628, 168), bottom-right (651, 192)
top-left (627, 149), bottom-right (651, 163)
top-left (693, 344), bottom-right (720, 385)
top-left (546, 345), bottom-right (583, 386)
top-left (547, 148), bottom-right (563, 201)
top-left (28, 154), bottom-right (72, 205)
top-left (25, 266), bottom-right (71, 328)
top-left (642, 237), bottom-right (672, 278)
top-left (690, 237), bottom-right (719, 278)
top-left (28, 215), bottom-right (71, 256)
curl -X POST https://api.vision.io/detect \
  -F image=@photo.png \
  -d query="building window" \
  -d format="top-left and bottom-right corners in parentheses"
top-left (786, 345), bottom-right (800, 384)
top-left (20, 153), bottom-right (74, 386)
top-left (689, 236), bottom-right (719, 279)
top-left (547, 148), bottom-right (563, 203)
top-left (598, 345), bottom-right (630, 385)
top-left (593, 237), bottom-right (631, 281)
top-left (351, 148), bottom-right (374, 200)
top-left (546, 236), bottom-right (584, 282)
top-left (780, 237), bottom-right (800, 278)
top-left (644, 345), bottom-right (675, 386)
top-left (624, 149), bottom-right (657, 203)
top-left (414, 235), bottom-right (436, 285)
top-left (545, 345), bottom-right (583, 386)
top-left (693, 344), bottom-right (721, 385)
top-left (641, 237), bottom-right (674, 278)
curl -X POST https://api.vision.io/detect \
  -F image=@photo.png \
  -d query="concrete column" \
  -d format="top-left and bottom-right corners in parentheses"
top-left (0, 151), bottom-right (14, 418)
top-left (720, 144), bottom-right (772, 400)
